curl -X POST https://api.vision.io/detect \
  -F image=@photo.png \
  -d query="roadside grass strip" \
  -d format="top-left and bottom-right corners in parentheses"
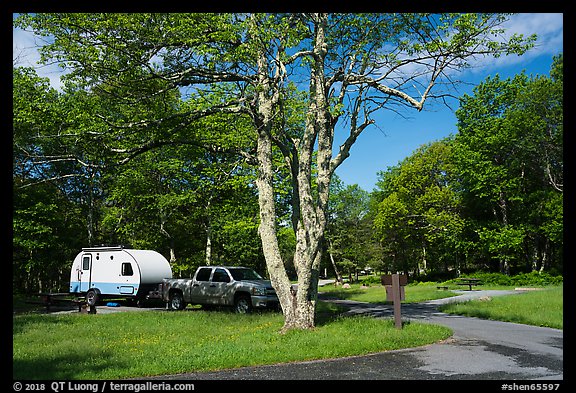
top-left (13, 308), bottom-right (451, 380)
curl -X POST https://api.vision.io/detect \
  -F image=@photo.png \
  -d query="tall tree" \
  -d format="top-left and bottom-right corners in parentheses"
top-left (373, 140), bottom-right (463, 275)
top-left (452, 56), bottom-right (563, 274)
top-left (13, 67), bottom-right (88, 292)
top-left (327, 182), bottom-right (375, 281)
top-left (16, 13), bottom-right (535, 330)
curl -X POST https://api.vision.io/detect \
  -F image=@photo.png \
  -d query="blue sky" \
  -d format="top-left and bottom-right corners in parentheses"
top-left (334, 14), bottom-right (563, 191)
top-left (333, 54), bottom-right (560, 191)
top-left (13, 13), bottom-right (563, 192)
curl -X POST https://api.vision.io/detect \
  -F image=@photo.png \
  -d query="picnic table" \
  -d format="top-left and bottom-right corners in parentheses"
top-left (26, 293), bottom-right (94, 313)
top-left (457, 278), bottom-right (482, 291)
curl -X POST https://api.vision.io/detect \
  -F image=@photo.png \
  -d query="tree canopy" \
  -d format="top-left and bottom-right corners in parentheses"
top-left (14, 13), bottom-right (539, 331)
top-left (372, 54), bottom-right (563, 276)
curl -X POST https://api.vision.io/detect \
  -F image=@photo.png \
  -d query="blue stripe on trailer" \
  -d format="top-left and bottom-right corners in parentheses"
top-left (69, 281), bottom-right (138, 296)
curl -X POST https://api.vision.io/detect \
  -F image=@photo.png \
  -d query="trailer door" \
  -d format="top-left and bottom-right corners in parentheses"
top-left (119, 262), bottom-right (137, 295)
top-left (79, 254), bottom-right (92, 292)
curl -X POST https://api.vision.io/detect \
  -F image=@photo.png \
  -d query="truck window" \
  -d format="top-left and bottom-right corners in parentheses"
top-left (212, 268), bottom-right (231, 283)
top-left (121, 262), bottom-right (134, 276)
top-left (229, 268), bottom-right (263, 281)
top-left (196, 267), bottom-right (212, 281)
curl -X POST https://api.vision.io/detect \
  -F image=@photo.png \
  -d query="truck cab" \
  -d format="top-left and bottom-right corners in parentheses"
top-left (163, 266), bottom-right (279, 313)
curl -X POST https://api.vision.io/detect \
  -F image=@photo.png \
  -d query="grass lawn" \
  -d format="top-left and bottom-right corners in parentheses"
top-left (13, 302), bottom-right (452, 380)
top-left (319, 281), bottom-right (460, 303)
top-left (439, 285), bottom-right (563, 329)
top-left (14, 281), bottom-right (562, 379)
top-left (320, 281), bottom-right (563, 330)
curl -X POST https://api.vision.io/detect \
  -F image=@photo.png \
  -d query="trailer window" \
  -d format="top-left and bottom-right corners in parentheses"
top-left (82, 256), bottom-right (91, 270)
top-left (121, 262), bottom-right (134, 276)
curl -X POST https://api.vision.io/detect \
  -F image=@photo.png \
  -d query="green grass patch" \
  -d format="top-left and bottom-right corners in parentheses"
top-left (439, 285), bottom-right (563, 329)
top-left (319, 281), bottom-right (459, 303)
top-left (13, 306), bottom-right (452, 380)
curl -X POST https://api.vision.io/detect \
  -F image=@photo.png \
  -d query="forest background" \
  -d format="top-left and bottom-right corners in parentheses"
top-left (13, 14), bottom-right (563, 295)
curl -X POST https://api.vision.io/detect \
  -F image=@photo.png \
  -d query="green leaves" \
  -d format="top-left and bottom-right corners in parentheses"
top-left (327, 182), bottom-right (377, 275)
top-left (12, 13), bottom-right (555, 298)
top-left (372, 55), bottom-right (563, 275)
top-left (477, 225), bottom-right (525, 262)
top-left (372, 139), bottom-right (463, 273)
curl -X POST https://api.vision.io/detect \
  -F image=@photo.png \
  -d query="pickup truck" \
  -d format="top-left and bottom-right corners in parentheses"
top-left (162, 266), bottom-right (279, 313)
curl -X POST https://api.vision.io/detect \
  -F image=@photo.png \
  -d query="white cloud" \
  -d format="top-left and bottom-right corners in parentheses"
top-left (13, 26), bottom-right (66, 91)
top-left (12, 27), bottom-right (38, 66)
top-left (465, 13), bottom-right (563, 74)
top-left (505, 13), bottom-right (563, 51)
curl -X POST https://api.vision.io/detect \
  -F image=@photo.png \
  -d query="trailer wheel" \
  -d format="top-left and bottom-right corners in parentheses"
top-left (86, 289), bottom-right (100, 306)
top-left (169, 291), bottom-right (186, 311)
top-left (234, 294), bottom-right (252, 314)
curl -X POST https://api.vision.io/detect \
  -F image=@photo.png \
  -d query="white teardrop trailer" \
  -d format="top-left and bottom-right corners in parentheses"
top-left (69, 245), bottom-right (173, 307)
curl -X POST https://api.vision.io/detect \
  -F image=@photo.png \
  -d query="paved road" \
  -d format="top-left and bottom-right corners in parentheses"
top-left (145, 289), bottom-right (563, 381)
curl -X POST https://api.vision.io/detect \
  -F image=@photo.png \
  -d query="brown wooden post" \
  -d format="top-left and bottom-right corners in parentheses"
top-left (392, 273), bottom-right (402, 329)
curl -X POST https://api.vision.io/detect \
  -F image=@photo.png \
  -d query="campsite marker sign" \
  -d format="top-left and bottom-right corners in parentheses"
top-left (381, 274), bottom-right (407, 329)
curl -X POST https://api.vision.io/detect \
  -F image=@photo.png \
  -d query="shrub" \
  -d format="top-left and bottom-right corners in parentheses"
top-left (509, 271), bottom-right (563, 286)
top-left (447, 271), bottom-right (562, 286)
top-left (358, 275), bottom-right (382, 286)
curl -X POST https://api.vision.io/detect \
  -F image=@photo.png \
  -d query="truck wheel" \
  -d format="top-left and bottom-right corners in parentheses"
top-left (169, 291), bottom-right (186, 311)
top-left (86, 289), bottom-right (99, 306)
top-left (234, 295), bottom-right (252, 314)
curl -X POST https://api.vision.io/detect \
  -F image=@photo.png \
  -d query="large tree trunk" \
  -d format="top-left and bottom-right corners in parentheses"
top-left (251, 28), bottom-right (301, 330)
top-left (253, 100), bottom-right (326, 331)
top-left (254, 129), bottom-right (300, 331)
top-left (250, 14), bottom-right (325, 331)
top-left (252, 13), bottom-right (336, 331)
top-left (281, 13), bottom-right (332, 330)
